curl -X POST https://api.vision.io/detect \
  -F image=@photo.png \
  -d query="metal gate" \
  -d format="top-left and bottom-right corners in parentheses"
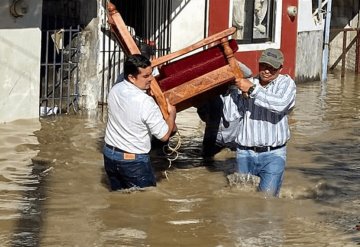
top-left (39, 27), bottom-right (81, 116)
top-left (99, 0), bottom-right (172, 110)
top-left (40, 0), bottom-right (81, 117)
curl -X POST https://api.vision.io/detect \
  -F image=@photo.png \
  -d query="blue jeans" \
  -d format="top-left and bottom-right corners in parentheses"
top-left (103, 145), bottom-right (156, 191)
top-left (236, 146), bottom-right (286, 197)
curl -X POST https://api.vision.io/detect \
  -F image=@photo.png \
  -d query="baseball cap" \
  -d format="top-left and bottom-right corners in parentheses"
top-left (259, 48), bottom-right (284, 69)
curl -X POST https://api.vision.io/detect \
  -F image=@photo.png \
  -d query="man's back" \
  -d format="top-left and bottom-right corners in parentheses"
top-left (105, 80), bottom-right (167, 154)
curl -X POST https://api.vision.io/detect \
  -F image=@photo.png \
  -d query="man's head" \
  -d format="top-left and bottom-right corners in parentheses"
top-left (259, 48), bottom-right (284, 69)
top-left (258, 48), bottom-right (284, 83)
top-left (124, 54), bottom-right (153, 90)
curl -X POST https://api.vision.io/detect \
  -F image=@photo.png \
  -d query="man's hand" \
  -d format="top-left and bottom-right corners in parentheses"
top-left (160, 98), bottom-right (177, 142)
top-left (235, 78), bottom-right (253, 93)
top-left (166, 98), bottom-right (176, 117)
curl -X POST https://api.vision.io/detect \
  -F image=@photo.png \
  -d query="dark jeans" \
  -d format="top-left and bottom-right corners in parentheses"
top-left (103, 145), bottom-right (156, 191)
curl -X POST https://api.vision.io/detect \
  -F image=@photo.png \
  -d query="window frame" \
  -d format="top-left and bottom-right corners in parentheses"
top-left (228, 0), bottom-right (282, 51)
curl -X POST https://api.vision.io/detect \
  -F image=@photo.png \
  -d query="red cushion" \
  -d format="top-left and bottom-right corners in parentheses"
top-left (157, 39), bottom-right (238, 91)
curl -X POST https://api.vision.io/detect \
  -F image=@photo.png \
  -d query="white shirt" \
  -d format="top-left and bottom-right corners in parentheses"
top-left (105, 80), bottom-right (168, 154)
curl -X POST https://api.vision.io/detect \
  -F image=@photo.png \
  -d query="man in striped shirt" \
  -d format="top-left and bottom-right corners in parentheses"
top-left (223, 48), bottom-right (296, 197)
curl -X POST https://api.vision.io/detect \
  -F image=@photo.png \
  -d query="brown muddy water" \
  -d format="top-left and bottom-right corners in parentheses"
top-left (0, 72), bottom-right (359, 246)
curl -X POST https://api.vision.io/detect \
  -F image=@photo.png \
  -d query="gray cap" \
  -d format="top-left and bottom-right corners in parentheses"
top-left (259, 48), bottom-right (284, 69)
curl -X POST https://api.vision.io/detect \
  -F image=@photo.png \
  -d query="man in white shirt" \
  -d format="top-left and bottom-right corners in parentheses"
top-left (103, 54), bottom-right (176, 190)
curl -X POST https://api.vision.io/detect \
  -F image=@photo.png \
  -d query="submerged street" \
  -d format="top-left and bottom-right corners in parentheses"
top-left (0, 71), bottom-right (359, 246)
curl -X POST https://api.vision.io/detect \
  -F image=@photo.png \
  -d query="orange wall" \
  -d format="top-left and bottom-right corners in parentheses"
top-left (208, 0), bottom-right (298, 78)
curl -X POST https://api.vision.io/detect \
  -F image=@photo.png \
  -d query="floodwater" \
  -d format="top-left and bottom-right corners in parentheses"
top-left (0, 72), bottom-right (359, 247)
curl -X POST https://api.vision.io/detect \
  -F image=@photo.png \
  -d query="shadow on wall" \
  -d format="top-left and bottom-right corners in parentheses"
top-left (0, 0), bottom-right (98, 30)
top-left (42, 0), bottom-right (97, 30)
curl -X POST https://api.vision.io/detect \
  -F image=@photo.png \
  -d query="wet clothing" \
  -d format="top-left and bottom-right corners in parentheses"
top-left (223, 74), bottom-right (296, 196)
top-left (236, 145), bottom-right (286, 197)
top-left (197, 95), bottom-right (240, 157)
top-left (223, 74), bottom-right (296, 147)
top-left (103, 145), bottom-right (156, 190)
top-left (105, 80), bottom-right (168, 154)
top-left (197, 62), bottom-right (253, 157)
top-left (103, 79), bottom-right (168, 190)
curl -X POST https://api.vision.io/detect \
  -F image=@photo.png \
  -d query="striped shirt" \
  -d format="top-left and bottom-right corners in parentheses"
top-left (223, 74), bottom-right (296, 147)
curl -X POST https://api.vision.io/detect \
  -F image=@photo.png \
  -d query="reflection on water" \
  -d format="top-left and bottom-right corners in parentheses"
top-left (0, 72), bottom-right (359, 246)
top-left (0, 119), bottom-right (42, 246)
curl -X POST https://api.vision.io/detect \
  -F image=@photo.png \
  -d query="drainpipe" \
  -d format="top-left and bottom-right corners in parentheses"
top-left (321, 0), bottom-right (333, 82)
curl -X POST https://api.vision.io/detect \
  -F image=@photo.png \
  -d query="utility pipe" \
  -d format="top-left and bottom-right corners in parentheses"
top-left (321, 0), bottom-right (332, 82)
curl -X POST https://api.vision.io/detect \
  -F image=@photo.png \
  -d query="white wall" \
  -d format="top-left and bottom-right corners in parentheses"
top-left (297, 0), bottom-right (323, 32)
top-left (296, 30), bottom-right (323, 82)
top-left (295, 0), bottom-right (324, 82)
top-left (170, 0), bottom-right (206, 52)
top-left (0, 1), bottom-right (43, 123)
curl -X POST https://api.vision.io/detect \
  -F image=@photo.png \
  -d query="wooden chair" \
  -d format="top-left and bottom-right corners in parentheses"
top-left (107, 2), bottom-right (244, 118)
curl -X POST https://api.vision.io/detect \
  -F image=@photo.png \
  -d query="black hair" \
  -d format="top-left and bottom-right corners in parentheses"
top-left (124, 54), bottom-right (151, 80)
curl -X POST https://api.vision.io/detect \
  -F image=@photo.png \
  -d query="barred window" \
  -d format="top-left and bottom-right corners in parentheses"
top-left (230, 0), bottom-right (282, 50)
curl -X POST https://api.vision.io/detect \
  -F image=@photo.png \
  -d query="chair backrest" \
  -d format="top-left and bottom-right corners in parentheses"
top-left (107, 2), bottom-right (170, 117)
top-left (106, 2), bottom-right (245, 115)
top-left (107, 2), bottom-right (140, 56)
top-left (157, 39), bottom-right (238, 91)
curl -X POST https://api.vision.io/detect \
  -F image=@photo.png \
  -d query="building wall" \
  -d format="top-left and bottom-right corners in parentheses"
top-left (295, 0), bottom-right (323, 82)
top-left (295, 0), bottom-right (359, 81)
top-left (279, 0), bottom-right (299, 78)
top-left (76, 0), bottom-right (100, 115)
top-left (0, 0), bottom-right (43, 123)
top-left (78, 14), bottom-right (101, 115)
top-left (208, 0), bottom-right (298, 79)
top-left (170, 0), bottom-right (207, 52)
top-left (296, 30), bottom-right (323, 82)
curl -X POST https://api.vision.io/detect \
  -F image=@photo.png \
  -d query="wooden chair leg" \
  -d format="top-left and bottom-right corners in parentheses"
top-left (150, 78), bottom-right (169, 119)
top-left (221, 38), bottom-right (248, 97)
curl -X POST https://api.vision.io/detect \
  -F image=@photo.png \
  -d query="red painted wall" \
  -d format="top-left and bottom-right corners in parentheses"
top-left (208, 0), bottom-right (298, 78)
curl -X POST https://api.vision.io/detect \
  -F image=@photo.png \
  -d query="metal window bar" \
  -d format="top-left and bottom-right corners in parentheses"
top-left (113, 0), bottom-right (172, 58)
top-left (40, 26), bottom-right (80, 117)
top-left (99, 0), bottom-right (172, 111)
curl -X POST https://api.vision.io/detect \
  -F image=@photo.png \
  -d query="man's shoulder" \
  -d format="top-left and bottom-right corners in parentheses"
top-left (141, 94), bottom-right (158, 109)
top-left (109, 80), bottom-right (126, 93)
top-left (278, 74), bottom-right (292, 79)
top-left (276, 74), bottom-right (295, 84)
